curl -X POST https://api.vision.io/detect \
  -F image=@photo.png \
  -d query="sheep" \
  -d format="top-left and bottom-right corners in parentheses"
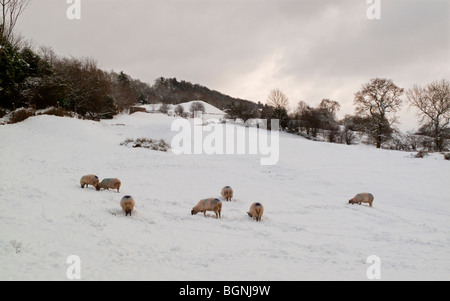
top-left (99, 178), bottom-right (121, 193)
top-left (348, 193), bottom-right (374, 207)
top-left (80, 174), bottom-right (100, 190)
top-left (120, 195), bottom-right (135, 216)
top-left (191, 198), bottom-right (222, 219)
top-left (221, 186), bottom-right (233, 201)
top-left (247, 202), bottom-right (264, 221)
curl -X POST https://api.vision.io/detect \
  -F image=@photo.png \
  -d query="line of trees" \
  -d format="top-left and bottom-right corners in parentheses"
top-left (238, 79), bottom-right (449, 152)
top-left (0, 38), bottom-right (256, 120)
top-left (0, 41), bottom-right (146, 119)
top-left (0, 39), bottom-right (257, 121)
top-left (2, 37), bottom-right (448, 151)
top-left (151, 77), bottom-right (256, 110)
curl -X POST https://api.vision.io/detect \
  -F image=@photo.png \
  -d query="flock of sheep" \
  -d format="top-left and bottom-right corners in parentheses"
top-left (79, 175), bottom-right (267, 221)
top-left (80, 174), bottom-right (374, 221)
top-left (80, 174), bottom-right (135, 216)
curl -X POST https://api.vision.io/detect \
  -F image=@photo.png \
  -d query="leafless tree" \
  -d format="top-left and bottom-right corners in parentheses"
top-left (267, 88), bottom-right (289, 109)
top-left (354, 78), bottom-right (404, 148)
top-left (295, 100), bottom-right (308, 116)
top-left (407, 79), bottom-right (450, 151)
top-left (318, 99), bottom-right (341, 121)
top-left (190, 101), bottom-right (205, 117)
top-left (175, 104), bottom-right (184, 116)
top-left (0, 0), bottom-right (30, 50)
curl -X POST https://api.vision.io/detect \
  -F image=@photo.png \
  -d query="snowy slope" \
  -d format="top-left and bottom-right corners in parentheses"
top-left (0, 111), bottom-right (449, 281)
top-left (139, 100), bottom-right (226, 119)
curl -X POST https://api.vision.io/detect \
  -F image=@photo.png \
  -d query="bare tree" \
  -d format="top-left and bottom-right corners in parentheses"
top-left (175, 104), bottom-right (184, 116)
top-left (0, 0), bottom-right (30, 50)
top-left (354, 78), bottom-right (404, 148)
top-left (267, 88), bottom-right (289, 109)
top-left (318, 99), bottom-right (341, 121)
top-left (295, 100), bottom-right (308, 116)
top-left (318, 98), bottom-right (341, 129)
top-left (190, 101), bottom-right (205, 117)
top-left (407, 79), bottom-right (450, 152)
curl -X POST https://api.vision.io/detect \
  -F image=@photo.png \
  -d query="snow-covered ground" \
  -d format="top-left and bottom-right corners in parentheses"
top-left (139, 100), bottom-right (227, 119)
top-left (0, 107), bottom-right (449, 280)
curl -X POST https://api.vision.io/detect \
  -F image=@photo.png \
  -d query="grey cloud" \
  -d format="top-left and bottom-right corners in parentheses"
top-left (16, 0), bottom-right (450, 129)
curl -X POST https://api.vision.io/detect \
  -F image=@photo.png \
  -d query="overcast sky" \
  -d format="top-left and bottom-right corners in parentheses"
top-left (16, 0), bottom-right (449, 130)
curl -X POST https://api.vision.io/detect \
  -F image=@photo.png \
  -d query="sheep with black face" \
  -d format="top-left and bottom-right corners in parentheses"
top-left (80, 174), bottom-right (100, 191)
top-left (348, 193), bottom-right (374, 207)
top-left (120, 195), bottom-right (135, 216)
top-left (247, 202), bottom-right (264, 221)
top-left (191, 198), bottom-right (222, 219)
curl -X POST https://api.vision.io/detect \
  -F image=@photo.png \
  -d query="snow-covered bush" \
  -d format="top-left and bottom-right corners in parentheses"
top-left (37, 106), bottom-right (66, 117)
top-left (120, 138), bottom-right (170, 152)
top-left (8, 107), bottom-right (35, 124)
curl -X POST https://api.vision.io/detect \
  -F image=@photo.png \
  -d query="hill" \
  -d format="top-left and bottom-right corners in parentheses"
top-left (0, 110), bottom-right (449, 280)
top-left (150, 77), bottom-right (257, 111)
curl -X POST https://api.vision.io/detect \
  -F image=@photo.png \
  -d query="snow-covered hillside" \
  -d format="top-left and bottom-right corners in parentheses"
top-left (0, 109), bottom-right (449, 280)
top-left (139, 100), bottom-right (226, 119)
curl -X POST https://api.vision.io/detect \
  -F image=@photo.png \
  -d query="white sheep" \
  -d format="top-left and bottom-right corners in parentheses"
top-left (348, 193), bottom-right (374, 207)
top-left (120, 195), bottom-right (135, 216)
top-left (221, 186), bottom-right (233, 201)
top-left (247, 202), bottom-right (264, 221)
top-left (80, 174), bottom-right (100, 190)
top-left (99, 178), bottom-right (121, 193)
top-left (191, 198), bottom-right (222, 219)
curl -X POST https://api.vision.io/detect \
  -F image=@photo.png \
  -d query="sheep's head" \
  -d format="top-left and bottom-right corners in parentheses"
top-left (191, 209), bottom-right (198, 215)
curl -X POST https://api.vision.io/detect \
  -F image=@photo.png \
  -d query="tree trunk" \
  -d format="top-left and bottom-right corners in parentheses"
top-left (376, 136), bottom-right (381, 148)
top-left (435, 132), bottom-right (442, 152)
top-left (434, 121), bottom-right (442, 152)
top-left (376, 122), bottom-right (382, 148)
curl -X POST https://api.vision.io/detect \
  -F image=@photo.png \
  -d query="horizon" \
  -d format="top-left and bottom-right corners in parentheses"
top-left (15, 0), bottom-right (450, 131)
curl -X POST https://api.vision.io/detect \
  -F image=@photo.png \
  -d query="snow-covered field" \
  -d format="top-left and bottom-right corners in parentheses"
top-left (0, 106), bottom-right (449, 281)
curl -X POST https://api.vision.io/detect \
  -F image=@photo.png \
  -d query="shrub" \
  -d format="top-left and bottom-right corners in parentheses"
top-left (160, 103), bottom-right (170, 114)
top-left (0, 108), bottom-right (9, 118)
top-left (175, 104), bottom-right (184, 116)
top-left (190, 102), bottom-right (205, 117)
top-left (37, 106), bottom-right (66, 117)
top-left (121, 138), bottom-right (170, 152)
top-left (443, 153), bottom-right (450, 160)
top-left (341, 126), bottom-right (356, 145)
top-left (8, 108), bottom-right (35, 124)
top-left (326, 126), bottom-right (340, 143)
top-left (414, 150), bottom-right (428, 158)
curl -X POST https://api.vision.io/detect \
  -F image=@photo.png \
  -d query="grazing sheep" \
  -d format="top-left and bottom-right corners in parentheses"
top-left (191, 198), bottom-right (222, 219)
top-left (120, 195), bottom-right (135, 216)
top-left (221, 186), bottom-right (233, 201)
top-left (80, 174), bottom-right (100, 191)
top-left (99, 178), bottom-right (121, 193)
top-left (247, 202), bottom-right (264, 221)
top-left (348, 193), bottom-right (374, 207)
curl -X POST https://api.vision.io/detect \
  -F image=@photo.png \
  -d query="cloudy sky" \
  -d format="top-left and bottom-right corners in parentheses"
top-left (16, 0), bottom-right (449, 130)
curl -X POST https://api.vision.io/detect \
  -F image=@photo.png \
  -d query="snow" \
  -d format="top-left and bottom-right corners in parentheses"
top-left (0, 109), bottom-right (449, 281)
top-left (139, 100), bottom-right (226, 120)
